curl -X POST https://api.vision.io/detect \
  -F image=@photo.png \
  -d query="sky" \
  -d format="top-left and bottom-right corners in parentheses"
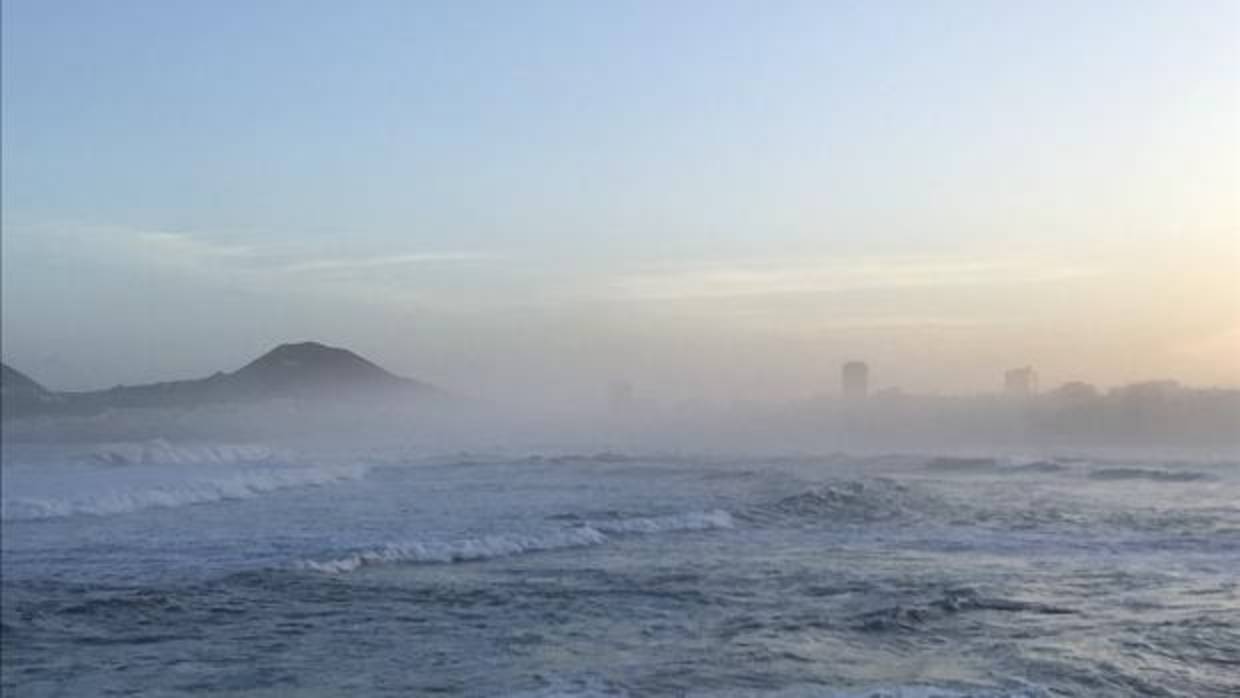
top-left (2, 0), bottom-right (1238, 406)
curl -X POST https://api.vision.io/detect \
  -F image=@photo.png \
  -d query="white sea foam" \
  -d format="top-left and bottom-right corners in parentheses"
top-left (82, 439), bottom-right (288, 466)
top-left (1, 464), bottom-right (370, 521)
top-left (298, 527), bottom-right (610, 573)
top-left (300, 509), bottom-right (734, 573)
top-left (589, 509), bottom-right (734, 534)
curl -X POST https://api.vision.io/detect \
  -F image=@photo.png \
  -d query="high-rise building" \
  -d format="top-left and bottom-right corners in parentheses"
top-left (1004, 366), bottom-right (1038, 397)
top-left (841, 361), bottom-right (869, 400)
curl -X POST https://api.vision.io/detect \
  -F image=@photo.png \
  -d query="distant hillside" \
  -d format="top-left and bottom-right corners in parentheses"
top-left (1, 363), bottom-right (62, 419)
top-left (1, 342), bottom-right (438, 420)
top-left (2, 363), bottom-right (48, 396)
top-left (229, 341), bottom-right (428, 397)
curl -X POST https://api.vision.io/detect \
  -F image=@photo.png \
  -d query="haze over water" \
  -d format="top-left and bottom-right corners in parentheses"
top-left (2, 1), bottom-right (1239, 697)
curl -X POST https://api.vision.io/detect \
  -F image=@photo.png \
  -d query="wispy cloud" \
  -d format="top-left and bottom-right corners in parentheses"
top-left (282, 252), bottom-right (490, 274)
top-left (135, 232), bottom-right (260, 260)
top-left (5, 223), bottom-right (499, 309)
top-left (610, 256), bottom-right (1101, 301)
top-left (127, 229), bottom-right (488, 277)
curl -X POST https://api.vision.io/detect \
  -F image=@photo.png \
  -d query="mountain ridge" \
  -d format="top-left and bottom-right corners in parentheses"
top-left (1, 341), bottom-right (437, 420)
top-left (1, 363), bottom-right (62, 420)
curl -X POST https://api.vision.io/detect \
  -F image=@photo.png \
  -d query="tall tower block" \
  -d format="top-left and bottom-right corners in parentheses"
top-left (841, 361), bottom-right (869, 400)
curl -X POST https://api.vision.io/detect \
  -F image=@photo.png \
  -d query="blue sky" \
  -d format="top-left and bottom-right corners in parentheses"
top-left (3, 1), bottom-right (1237, 402)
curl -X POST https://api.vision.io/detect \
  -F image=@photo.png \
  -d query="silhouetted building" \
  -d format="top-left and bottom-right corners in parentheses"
top-left (1004, 366), bottom-right (1038, 397)
top-left (841, 361), bottom-right (869, 400)
top-left (1049, 381), bottom-right (1099, 403)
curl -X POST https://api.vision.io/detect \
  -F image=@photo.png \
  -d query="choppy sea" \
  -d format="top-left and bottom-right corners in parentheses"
top-left (2, 440), bottom-right (1238, 696)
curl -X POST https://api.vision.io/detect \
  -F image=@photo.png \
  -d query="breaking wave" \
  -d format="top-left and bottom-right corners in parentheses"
top-left (1, 464), bottom-right (371, 521)
top-left (734, 477), bottom-right (1235, 538)
top-left (298, 509), bottom-right (734, 574)
top-left (81, 439), bottom-right (288, 467)
top-left (923, 456), bottom-right (1218, 483)
top-left (740, 479), bottom-right (941, 526)
top-left (925, 456), bottom-right (1066, 474)
top-left (850, 587), bottom-right (1076, 633)
top-left (1087, 467), bottom-right (1213, 482)
top-left (589, 509), bottom-right (734, 534)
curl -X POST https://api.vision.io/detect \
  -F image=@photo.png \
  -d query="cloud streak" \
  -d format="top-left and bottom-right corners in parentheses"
top-left (136, 232), bottom-right (260, 260)
top-left (128, 229), bottom-right (488, 277)
top-left (282, 252), bottom-right (490, 274)
top-left (609, 256), bottom-right (1102, 301)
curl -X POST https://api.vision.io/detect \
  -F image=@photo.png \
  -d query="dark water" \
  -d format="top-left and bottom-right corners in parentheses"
top-left (3, 447), bottom-right (1238, 696)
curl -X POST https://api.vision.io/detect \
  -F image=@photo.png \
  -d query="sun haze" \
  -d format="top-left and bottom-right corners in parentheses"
top-left (2, 0), bottom-right (1237, 406)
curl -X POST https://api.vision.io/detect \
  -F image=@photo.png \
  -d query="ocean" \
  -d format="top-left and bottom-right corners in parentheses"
top-left (2, 441), bottom-right (1237, 696)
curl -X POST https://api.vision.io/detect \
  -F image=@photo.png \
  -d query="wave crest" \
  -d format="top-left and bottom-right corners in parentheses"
top-left (1087, 467), bottom-right (1213, 482)
top-left (1, 464), bottom-right (370, 521)
top-left (82, 439), bottom-right (288, 467)
top-left (299, 509), bottom-right (734, 574)
top-left (742, 480), bottom-right (938, 526)
top-left (851, 587), bottom-right (1076, 633)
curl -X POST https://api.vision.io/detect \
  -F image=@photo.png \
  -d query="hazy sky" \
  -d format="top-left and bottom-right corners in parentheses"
top-left (3, 0), bottom-right (1237, 405)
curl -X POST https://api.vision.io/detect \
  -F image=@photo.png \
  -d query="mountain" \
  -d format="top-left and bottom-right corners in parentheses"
top-left (1, 363), bottom-right (61, 419)
top-left (228, 341), bottom-right (429, 397)
top-left (1, 342), bottom-right (438, 420)
top-left (2, 363), bottom-right (49, 396)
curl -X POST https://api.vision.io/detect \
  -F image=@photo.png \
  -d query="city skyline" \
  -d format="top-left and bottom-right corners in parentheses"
top-left (4, 341), bottom-right (1229, 410)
